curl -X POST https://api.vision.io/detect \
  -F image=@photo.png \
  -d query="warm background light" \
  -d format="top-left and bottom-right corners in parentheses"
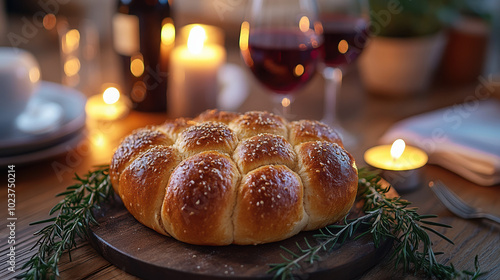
top-left (390, 139), bottom-right (406, 160)
top-left (62, 29), bottom-right (80, 54)
top-left (103, 87), bottom-right (121, 104)
top-left (130, 53), bottom-right (145, 77)
top-left (239, 21), bottom-right (252, 67)
top-left (64, 56), bottom-right (81, 77)
top-left (281, 97), bottom-right (291, 108)
top-left (239, 21), bottom-right (250, 51)
top-left (314, 21), bottom-right (323, 35)
top-left (43, 14), bottom-right (57, 30)
top-left (161, 21), bottom-right (176, 46)
top-left (29, 67), bottom-right (40, 83)
top-left (85, 85), bottom-right (129, 121)
top-left (299, 16), bottom-right (310, 32)
top-left (294, 64), bottom-right (304, 77)
top-left (338, 40), bottom-right (349, 54)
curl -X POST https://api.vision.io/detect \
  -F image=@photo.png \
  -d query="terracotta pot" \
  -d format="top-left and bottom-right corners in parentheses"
top-left (359, 32), bottom-right (446, 97)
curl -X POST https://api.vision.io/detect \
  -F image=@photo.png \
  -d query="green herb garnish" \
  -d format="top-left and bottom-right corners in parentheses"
top-left (268, 168), bottom-right (485, 279)
top-left (18, 166), bottom-right (113, 280)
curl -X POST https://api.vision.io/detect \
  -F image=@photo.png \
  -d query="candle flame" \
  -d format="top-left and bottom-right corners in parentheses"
top-left (390, 139), bottom-right (406, 160)
top-left (187, 25), bottom-right (207, 55)
top-left (103, 87), bottom-right (120, 105)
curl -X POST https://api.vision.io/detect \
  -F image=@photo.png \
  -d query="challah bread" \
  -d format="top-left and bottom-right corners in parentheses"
top-left (228, 111), bottom-right (288, 140)
top-left (162, 151), bottom-right (239, 245)
top-left (233, 165), bottom-right (307, 245)
top-left (119, 146), bottom-right (181, 235)
top-left (110, 128), bottom-right (174, 195)
top-left (296, 141), bottom-right (358, 230)
top-left (110, 110), bottom-right (358, 245)
top-left (289, 120), bottom-right (343, 147)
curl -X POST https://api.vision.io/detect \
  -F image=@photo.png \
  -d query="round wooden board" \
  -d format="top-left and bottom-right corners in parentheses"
top-left (88, 197), bottom-right (393, 280)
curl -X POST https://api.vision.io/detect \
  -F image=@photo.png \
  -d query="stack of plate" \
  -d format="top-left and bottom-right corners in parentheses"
top-left (0, 82), bottom-right (86, 165)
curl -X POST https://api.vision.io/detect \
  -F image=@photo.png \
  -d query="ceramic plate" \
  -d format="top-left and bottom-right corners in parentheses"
top-left (0, 81), bottom-right (86, 157)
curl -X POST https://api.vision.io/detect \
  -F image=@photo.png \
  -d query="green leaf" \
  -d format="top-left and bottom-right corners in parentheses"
top-left (420, 220), bottom-right (453, 228)
top-left (420, 225), bottom-right (455, 245)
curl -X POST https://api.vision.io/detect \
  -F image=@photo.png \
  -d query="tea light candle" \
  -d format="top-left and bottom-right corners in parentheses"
top-left (168, 24), bottom-right (226, 118)
top-left (85, 86), bottom-right (130, 121)
top-left (364, 139), bottom-right (428, 193)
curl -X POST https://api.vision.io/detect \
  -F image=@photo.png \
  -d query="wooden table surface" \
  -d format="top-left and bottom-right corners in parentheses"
top-left (1, 39), bottom-right (500, 279)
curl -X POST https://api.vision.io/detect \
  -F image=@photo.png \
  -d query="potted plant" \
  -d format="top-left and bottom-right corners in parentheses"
top-left (359, 0), bottom-right (448, 97)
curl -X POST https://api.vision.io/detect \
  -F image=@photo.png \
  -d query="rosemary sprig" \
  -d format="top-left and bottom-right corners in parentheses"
top-left (18, 165), bottom-right (113, 280)
top-left (269, 168), bottom-right (485, 279)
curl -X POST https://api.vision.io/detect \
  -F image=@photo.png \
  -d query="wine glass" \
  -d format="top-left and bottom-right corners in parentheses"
top-left (240, 0), bottom-right (323, 119)
top-left (317, 0), bottom-right (369, 147)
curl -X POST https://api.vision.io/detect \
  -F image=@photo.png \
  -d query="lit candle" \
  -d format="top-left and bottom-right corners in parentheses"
top-left (168, 24), bottom-right (226, 118)
top-left (364, 139), bottom-right (428, 193)
top-left (85, 86), bottom-right (130, 121)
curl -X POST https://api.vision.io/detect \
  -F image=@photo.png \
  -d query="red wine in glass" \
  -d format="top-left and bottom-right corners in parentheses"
top-left (243, 29), bottom-right (322, 94)
top-left (321, 16), bottom-right (369, 67)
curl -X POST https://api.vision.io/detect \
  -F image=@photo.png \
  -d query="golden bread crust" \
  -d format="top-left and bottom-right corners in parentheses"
top-left (110, 127), bottom-right (173, 194)
top-left (289, 120), bottom-right (343, 147)
top-left (161, 151), bottom-right (239, 245)
top-left (110, 111), bottom-right (358, 245)
top-left (175, 122), bottom-right (238, 158)
top-left (233, 133), bottom-right (296, 174)
top-left (233, 165), bottom-right (307, 244)
top-left (119, 146), bottom-right (181, 235)
top-left (295, 141), bottom-right (358, 230)
top-left (193, 109), bottom-right (240, 124)
top-left (229, 111), bottom-right (288, 140)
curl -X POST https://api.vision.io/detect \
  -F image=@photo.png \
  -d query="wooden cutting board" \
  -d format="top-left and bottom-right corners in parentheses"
top-left (88, 195), bottom-right (393, 280)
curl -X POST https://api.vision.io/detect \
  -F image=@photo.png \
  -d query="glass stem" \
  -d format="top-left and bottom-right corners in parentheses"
top-left (322, 67), bottom-right (342, 126)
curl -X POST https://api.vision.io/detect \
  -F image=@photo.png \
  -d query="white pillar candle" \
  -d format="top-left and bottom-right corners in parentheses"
top-left (168, 24), bottom-right (226, 118)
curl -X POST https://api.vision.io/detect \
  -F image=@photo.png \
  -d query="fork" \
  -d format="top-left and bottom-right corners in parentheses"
top-left (429, 181), bottom-right (500, 224)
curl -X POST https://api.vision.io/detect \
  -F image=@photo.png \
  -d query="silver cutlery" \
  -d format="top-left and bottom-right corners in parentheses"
top-left (429, 181), bottom-right (500, 224)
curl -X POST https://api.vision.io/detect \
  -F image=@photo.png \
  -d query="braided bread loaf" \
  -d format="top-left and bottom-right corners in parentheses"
top-left (110, 110), bottom-right (358, 245)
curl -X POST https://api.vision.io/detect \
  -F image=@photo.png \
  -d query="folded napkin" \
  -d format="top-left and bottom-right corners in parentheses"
top-left (380, 99), bottom-right (500, 186)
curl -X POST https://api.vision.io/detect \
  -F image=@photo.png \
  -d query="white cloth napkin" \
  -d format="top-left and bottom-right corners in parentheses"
top-left (380, 99), bottom-right (500, 186)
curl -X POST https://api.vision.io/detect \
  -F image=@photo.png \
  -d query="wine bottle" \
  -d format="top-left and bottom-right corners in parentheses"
top-left (113, 0), bottom-right (174, 112)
